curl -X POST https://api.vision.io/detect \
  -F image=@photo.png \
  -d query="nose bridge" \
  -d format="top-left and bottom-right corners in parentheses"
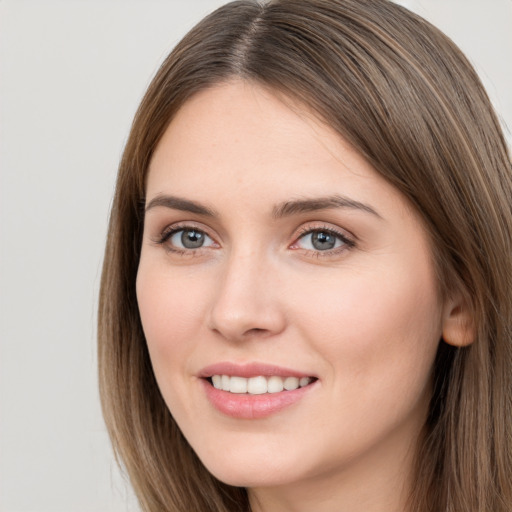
top-left (208, 244), bottom-right (285, 340)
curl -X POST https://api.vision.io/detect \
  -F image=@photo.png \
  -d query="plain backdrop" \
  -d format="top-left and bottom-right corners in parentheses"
top-left (0, 1), bottom-right (510, 511)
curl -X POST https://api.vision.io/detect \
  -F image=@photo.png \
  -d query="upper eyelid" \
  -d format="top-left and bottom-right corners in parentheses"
top-left (294, 222), bottom-right (356, 242)
top-left (164, 225), bottom-right (212, 239)
top-left (159, 221), bottom-right (216, 237)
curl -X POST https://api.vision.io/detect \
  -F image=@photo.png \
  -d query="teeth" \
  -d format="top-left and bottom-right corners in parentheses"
top-left (247, 376), bottom-right (267, 394)
top-left (267, 376), bottom-right (284, 393)
top-left (212, 375), bottom-right (222, 389)
top-left (210, 375), bottom-right (313, 394)
top-left (230, 376), bottom-right (248, 394)
top-left (283, 376), bottom-right (299, 391)
top-left (221, 375), bottom-right (230, 391)
top-left (299, 376), bottom-right (310, 387)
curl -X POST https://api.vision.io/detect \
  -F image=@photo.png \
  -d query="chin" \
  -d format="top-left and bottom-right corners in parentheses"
top-left (206, 464), bottom-right (293, 489)
top-left (196, 446), bottom-right (301, 488)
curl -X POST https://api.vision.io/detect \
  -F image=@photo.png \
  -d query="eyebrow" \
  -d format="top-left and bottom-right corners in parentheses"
top-left (144, 193), bottom-right (382, 220)
top-left (145, 195), bottom-right (217, 216)
top-left (272, 195), bottom-right (382, 219)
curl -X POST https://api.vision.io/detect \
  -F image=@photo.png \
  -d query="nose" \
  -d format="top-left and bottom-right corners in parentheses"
top-left (207, 248), bottom-right (287, 342)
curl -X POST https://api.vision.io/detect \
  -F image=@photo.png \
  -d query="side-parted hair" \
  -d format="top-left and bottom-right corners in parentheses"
top-left (98, 1), bottom-right (512, 510)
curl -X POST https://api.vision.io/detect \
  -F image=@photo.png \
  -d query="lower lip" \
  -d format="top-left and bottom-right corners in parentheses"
top-left (201, 379), bottom-right (316, 419)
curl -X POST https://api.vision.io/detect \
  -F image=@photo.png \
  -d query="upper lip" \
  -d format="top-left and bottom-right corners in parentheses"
top-left (198, 362), bottom-right (316, 379)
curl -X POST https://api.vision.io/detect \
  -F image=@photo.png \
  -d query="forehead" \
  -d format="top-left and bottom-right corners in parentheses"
top-left (149, 81), bottom-right (341, 175)
top-left (146, 80), bottom-right (411, 221)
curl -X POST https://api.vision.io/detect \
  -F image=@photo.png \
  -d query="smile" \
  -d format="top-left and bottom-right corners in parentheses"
top-left (209, 375), bottom-right (314, 394)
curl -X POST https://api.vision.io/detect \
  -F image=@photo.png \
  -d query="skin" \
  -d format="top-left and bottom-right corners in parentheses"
top-left (136, 80), bottom-right (459, 512)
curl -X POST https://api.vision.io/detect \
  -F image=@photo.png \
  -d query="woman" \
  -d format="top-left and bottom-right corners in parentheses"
top-left (98, 0), bottom-right (512, 510)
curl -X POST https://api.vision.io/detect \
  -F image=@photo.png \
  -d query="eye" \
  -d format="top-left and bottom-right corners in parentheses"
top-left (153, 225), bottom-right (218, 253)
top-left (168, 228), bottom-right (215, 250)
top-left (292, 227), bottom-right (354, 254)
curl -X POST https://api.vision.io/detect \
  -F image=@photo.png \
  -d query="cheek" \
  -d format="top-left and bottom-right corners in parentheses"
top-left (136, 264), bottom-right (208, 373)
top-left (135, 262), bottom-right (217, 427)
top-left (293, 258), bottom-right (443, 406)
top-left (301, 264), bottom-right (440, 340)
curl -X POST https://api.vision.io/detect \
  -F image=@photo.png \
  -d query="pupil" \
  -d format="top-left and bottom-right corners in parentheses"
top-left (312, 231), bottom-right (335, 250)
top-left (181, 230), bottom-right (204, 249)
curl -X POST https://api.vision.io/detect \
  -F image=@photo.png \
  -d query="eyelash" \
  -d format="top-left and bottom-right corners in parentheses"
top-left (152, 223), bottom-right (356, 258)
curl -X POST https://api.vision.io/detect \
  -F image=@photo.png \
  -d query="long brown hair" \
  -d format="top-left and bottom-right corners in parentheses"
top-left (98, 1), bottom-right (512, 510)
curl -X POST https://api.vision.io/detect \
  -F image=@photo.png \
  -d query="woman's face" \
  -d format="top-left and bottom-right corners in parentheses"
top-left (137, 81), bottom-right (446, 502)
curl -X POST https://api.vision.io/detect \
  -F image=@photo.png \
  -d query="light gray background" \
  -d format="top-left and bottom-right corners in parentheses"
top-left (1, 1), bottom-right (510, 511)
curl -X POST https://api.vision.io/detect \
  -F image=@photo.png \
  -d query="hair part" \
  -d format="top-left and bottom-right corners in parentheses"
top-left (98, 1), bottom-right (512, 510)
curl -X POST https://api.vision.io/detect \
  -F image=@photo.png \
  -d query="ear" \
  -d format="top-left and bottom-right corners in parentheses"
top-left (441, 292), bottom-right (475, 347)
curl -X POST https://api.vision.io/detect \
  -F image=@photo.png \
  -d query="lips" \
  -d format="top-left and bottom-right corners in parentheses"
top-left (199, 362), bottom-right (318, 419)
top-left (199, 361), bottom-right (315, 379)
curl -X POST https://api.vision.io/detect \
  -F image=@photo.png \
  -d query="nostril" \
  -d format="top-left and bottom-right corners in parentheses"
top-left (245, 327), bottom-right (267, 336)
